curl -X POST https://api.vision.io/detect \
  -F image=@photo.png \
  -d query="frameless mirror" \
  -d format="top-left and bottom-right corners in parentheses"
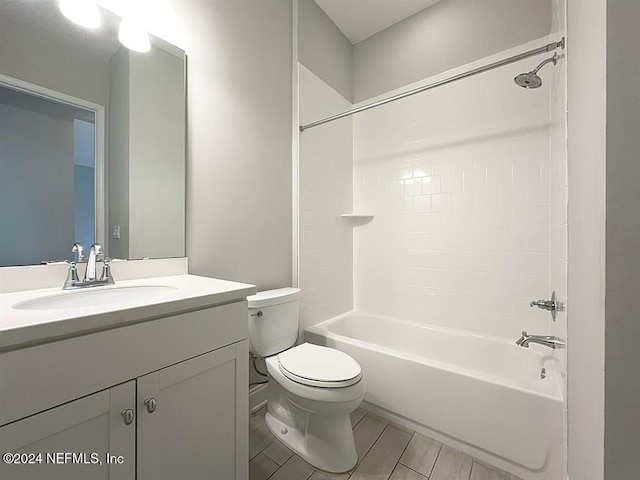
top-left (0, 0), bottom-right (185, 267)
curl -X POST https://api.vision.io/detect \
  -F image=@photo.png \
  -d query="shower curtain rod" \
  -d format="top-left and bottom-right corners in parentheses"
top-left (299, 38), bottom-right (565, 133)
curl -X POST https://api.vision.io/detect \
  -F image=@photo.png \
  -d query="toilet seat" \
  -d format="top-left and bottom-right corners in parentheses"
top-left (278, 343), bottom-right (362, 388)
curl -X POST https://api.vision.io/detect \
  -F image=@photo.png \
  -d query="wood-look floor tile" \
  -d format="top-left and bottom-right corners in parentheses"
top-left (249, 424), bottom-right (275, 459)
top-left (248, 408), bottom-right (519, 480)
top-left (470, 461), bottom-right (508, 480)
top-left (308, 469), bottom-right (351, 480)
top-left (430, 445), bottom-right (473, 480)
top-left (249, 453), bottom-right (279, 480)
top-left (350, 407), bottom-right (367, 428)
top-left (399, 432), bottom-right (442, 477)
top-left (389, 464), bottom-right (429, 480)
top-left (268, 455), bottom-right (315, 480)
top-left (352, 413), bottom-right (389, 462)
top-left (350, 425), bottom-right (412, 480)
top-left (263, 439), bottom-right (294, 466)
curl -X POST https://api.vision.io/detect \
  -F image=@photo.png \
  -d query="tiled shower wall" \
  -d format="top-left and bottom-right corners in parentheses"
top-left (298, 64), bottom-right (353, 329)
top-left (353, 39), bottom-right (554, 341)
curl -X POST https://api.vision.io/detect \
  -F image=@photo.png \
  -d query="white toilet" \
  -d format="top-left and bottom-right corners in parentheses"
top-left (247, 288), bottom-right (365, 473)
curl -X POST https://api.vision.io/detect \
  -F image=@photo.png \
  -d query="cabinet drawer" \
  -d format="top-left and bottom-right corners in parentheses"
top-left (0, 301), bottom-right (247, 426)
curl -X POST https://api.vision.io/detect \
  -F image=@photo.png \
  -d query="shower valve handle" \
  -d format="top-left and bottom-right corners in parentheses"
top-left (529, 291), bottom-right (565, 321)
top-left (530, 299), bottom-right (555, 310)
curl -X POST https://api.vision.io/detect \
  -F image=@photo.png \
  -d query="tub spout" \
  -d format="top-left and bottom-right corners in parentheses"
top-left (516, 331), bottom-right (565, 349)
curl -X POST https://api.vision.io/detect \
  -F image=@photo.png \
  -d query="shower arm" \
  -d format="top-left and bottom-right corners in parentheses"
top-left (532, 53), bottom-right (559, 74)
top-left (299, 37), bottom-right (565, 133)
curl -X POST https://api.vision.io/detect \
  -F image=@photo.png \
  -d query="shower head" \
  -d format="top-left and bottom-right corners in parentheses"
top-left (514, 71), bottom-right (543, 89)
top-left (514, 53), bottom-right (559, 89)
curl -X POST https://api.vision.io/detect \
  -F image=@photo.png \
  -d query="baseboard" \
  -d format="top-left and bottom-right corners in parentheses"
top-left (361, 400), bottom-right (557, 480)
top-left (249, 384), bottom-right (268, 413)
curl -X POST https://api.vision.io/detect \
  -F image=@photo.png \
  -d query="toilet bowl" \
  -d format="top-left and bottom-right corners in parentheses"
top-left (247, 288), bottom-right (365, 473)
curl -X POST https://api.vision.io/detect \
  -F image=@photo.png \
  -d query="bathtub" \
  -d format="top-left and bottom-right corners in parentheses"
top-left (306, 312), bottom-right (563, 480)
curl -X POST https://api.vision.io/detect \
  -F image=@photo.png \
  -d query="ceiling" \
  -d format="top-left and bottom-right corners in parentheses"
top-left (314, 0), bottom-right (442, 44)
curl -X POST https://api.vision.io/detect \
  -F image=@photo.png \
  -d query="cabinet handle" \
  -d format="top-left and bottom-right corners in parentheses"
top-left (144, 397), bottom-right (157, 414)
top-left (121, 409), bottom-right (134, 425)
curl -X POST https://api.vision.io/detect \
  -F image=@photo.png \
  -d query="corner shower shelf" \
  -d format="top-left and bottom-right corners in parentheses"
top-left (340, 214), bottom-right (374, 224)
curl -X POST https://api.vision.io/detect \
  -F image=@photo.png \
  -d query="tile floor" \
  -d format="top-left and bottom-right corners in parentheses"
top-left (249, 407), bottom-right (524, 480)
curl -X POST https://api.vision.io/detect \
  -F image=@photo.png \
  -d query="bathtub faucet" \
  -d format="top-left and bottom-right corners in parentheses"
top-left (516, 331), bottom-right (565, 349)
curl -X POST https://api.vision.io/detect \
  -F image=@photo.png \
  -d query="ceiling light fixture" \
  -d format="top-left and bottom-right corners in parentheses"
top-left (58, 0), bottom-right (101, 29)
top-left (118, 17), bottom-right (151, 53)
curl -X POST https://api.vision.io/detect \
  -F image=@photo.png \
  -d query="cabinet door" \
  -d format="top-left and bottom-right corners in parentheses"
top-left (137, 341), bottom-right (248, 480)
top-left (0, 381), bottom-right (135, 480)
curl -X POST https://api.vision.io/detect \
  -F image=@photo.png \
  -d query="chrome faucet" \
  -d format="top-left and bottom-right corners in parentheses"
top-left (63, 242), bottom-right (115, 289)
top-left (516, 331), bottom-right (565, 350)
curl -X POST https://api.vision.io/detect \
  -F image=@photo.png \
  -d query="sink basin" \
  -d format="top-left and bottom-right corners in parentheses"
top-left (12, 285), bottom-right (178, 311)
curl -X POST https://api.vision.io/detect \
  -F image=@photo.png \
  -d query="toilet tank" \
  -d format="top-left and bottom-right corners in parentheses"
top-left (247, 287), bottom-right (301, 357)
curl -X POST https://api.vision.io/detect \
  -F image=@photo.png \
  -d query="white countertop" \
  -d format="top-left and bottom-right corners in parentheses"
top-left (0, 274), bottom-right (256, 352)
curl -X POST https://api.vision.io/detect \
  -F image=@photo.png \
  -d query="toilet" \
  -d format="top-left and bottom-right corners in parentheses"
top-left (247, 288), bottom-right (365, 473)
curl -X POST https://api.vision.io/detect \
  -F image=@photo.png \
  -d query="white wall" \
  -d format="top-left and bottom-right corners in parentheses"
top-left (181, 0), bottom-right (293, 289)
top-left (298, 0), bottom-right (352, 101)
top-left (298, 64), bottom-right (353, 329)
top-left (566, 0), bottom-right (606, 478)
top-left (353, 0), bottom-right (552, 102)
top-left (353, 39), bottom-right (553, 341)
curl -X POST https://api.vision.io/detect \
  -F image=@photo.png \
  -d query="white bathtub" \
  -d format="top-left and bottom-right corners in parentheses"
top-left (306, 312), bottom-right (563, 480)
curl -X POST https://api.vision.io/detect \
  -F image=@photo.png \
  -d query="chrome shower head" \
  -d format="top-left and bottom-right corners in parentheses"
top-left (514, 71), bottom-right (543, 89)
top-left (514, 53), bottom-right (559, 89)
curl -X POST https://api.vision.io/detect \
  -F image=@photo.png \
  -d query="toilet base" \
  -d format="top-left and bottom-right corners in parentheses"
top-left (265, 410), bottom-right (357, 473)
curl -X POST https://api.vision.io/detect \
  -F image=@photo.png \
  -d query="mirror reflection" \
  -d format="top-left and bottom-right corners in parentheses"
top-left (0, 0), bottom-right (186, 267)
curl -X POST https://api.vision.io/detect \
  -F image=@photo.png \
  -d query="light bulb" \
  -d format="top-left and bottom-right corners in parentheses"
top-left (118, 17), bottom-right (151, 53)
top-left (59, 0), bottom-right (101, 29)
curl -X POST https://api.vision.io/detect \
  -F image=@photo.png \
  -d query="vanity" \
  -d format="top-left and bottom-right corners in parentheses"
top-left (0, 274), bottom-right (256, 480)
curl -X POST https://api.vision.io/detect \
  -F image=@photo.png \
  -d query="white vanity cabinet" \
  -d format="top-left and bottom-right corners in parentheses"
top-left (0, 283), bottom-right (252, 480)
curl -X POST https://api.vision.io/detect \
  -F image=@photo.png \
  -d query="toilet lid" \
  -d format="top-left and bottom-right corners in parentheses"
top-left (278, 343), bottom-right (362, 388)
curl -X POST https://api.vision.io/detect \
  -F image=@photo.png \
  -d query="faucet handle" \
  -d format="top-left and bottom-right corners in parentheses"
top-left (100, 258), bottom-right (115, 285)
top-left (63, 261), bottom-right (80, 290)
top-left (72, 243), bottom-right (86, 263)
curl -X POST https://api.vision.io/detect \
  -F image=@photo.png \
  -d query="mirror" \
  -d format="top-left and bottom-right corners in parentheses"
top-left (0, 0), bottom-right (185, 267)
